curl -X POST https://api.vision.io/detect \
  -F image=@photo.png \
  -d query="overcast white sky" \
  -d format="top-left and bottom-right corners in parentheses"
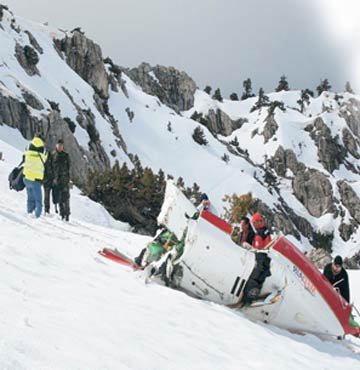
top-left (4, 0), bottom-right (356, 96)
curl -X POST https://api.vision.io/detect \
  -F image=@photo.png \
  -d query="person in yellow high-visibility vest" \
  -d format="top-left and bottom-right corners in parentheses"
top-left (23, 136), bottom-right (47, 218)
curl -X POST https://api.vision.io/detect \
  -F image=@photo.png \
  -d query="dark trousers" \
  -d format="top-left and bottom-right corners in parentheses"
top-left (44, 185), bottom-right (60, 213)
top-left (58, 184), bottom-right (70, 219)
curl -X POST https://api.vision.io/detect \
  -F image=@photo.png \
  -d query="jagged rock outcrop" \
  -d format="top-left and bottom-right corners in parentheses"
top-left (0, 93), bottom-right (39, 138)
top-left (55, 31), bottom-right (109, 98)
top-left (270, 146), bottom-right (305, 177)
top-left (127, 62), bottom-right (197, 112)
top-left (24, 30), bottom-right (43, 54)
top-left (21, 89), bottom-right (44, 110)
top-left (306, 248), bottom-right (331, 269)
top-left (0, 93), bottom-right (109, 185)
top-left (263, 115), bottom-right (278, 143)
top-left (15, 43), bottom-right (40, 76)
top-left (342, 127), bottom-right (360, 159)
top-left (340, 98), bottom-right (360, 138)
top-left (292, 168), bottom-right (334, 217)
top-left (337, 180), bottom-right (360, 223)
top-left (206, 109), bottom-right (246, 136)
top-left (278, 199), bottom-right (314, 240)
top-left (0, 4), bottom-right (7, 22)
top-left (344, 251), bottom-right (360, 269)
top-left (305, 117), bottom-right (346, 173)
top-left (61, 86), bottom-right (127, 156)
top-left (338, 220), bottom-right (357, 242)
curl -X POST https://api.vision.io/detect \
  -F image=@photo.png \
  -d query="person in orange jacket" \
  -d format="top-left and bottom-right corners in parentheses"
top-left (251, 213), bottom-right (271, 250)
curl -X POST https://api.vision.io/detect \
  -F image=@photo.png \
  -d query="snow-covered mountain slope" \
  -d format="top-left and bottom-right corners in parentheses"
top-left (0, 9), bottom-right (127, 163)
top-left (1, 137), bottom-right (360, 369)
top-left (2, 5), bottom-right (360, 258)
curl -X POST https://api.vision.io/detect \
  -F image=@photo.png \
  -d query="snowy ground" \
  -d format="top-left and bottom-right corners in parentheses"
top-left (1, 137), bottom-right (360, 370)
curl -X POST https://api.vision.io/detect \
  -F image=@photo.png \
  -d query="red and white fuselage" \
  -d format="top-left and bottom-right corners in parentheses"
top-left (156, 181), bottom-right (360, 338)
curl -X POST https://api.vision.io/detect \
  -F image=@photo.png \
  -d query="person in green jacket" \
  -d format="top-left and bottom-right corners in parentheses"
top-left (52, 139), bottom-right (71, 221)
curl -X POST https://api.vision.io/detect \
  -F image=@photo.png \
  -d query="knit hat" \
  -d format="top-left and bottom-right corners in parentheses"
top-left (200, 193), bottom-right (209, 201)
top-left (251, 213), bottom-right (263, 223)
top-left (31, 137), bottom-right (44, 148)
top-left (334, 255), bottom-right (343, 266)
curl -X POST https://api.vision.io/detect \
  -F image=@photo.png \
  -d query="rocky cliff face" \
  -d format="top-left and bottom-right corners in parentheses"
top-left (0, 93), bottom-right (107, 184)
top-left (127, 62), bottom-right (197, 112)
top-left (271, 146), bottom-right (305, 177)
top-left (305, 117), bottom-right (347, 173)
top-left (263, 114), bottom-right (279, 143)
top-left (206, 109), bottom-right (246, 136)
top-left (55, 30), bottom-right (109, 99)
top-left (292, 168), bottom-right (335, 218)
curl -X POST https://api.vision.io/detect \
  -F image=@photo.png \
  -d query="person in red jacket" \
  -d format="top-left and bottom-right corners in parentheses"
top-left (251, 213), bottom-right (271, 250)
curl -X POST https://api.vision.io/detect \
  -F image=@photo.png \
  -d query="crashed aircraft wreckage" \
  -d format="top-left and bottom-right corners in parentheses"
top-left (100, 181), bottom-right (360, 339)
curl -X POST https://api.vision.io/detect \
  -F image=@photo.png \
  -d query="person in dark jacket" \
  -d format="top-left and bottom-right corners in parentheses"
top-left (238, 216), bottom-right (255, 246)
top-left (323, 256), bottom-right (350, 302)
top-left (52, 139), bottom-right (71, 221)
top-left (251, 213), bottom-right (271, 250)
top-left (43, 151), bottom-right (59, 214)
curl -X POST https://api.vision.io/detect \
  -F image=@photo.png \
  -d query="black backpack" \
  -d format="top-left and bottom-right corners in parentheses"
top-left (8, 166), bottom-right (25, 191)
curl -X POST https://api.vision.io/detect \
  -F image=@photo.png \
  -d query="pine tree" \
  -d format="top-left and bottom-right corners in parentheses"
top-left (223, 192), bottom-right (253, 224)
top-left (268, 100), bottom-right (286, 115)
top-left (191, 182), bottom-right (201, 203)
top-left (138, 168), bottom-right (157, 206)
top-left (297, 89), bottom-right (313, 113)
top-left (221, 153), bottom-right (230, 163)
top-left (250, 88), bottom-right (270, 112)
top-left (154, 169), bottom-right (166, 207)
top-left (84, 162), bottom-right (168, 234)
top-left (191, 111), bottom-right (209, 127)
top-left (176, 176), bottom-right (185, 190)
top-left (241, 78), bottom-right (255, 100)
top-left (230, 136), bottom-right (239, 147)
top-left (345, 81), bottom-right (354, 94)
top-left (275, 75), bottom-right (289, 92)
top-left (192, 126), bottom-right (208, 145)
top-left (213, 88), bottom-right (223, 102)
top-left (190, 111), bottom-right (200, 121)
top-left (117, 162), bottom-right (132, 194)
top-left (132, 154), bottom-right (144, 179)
top-left (204, 86), bottom-right (212, 95)
top-left (230, 92), bottom-right (239, 101)
top-left (316, 79), bottom-right (331, 96)
top-left (167, 121), bottom-right (172, 132)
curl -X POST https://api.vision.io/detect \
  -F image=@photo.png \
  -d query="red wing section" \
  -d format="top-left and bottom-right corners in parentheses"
top-left (273, 236), bottom-right (359, 337)
top-left (201, 210), bottom-right (233, 234)
top-left (98, 248), bottom-right (141, 270)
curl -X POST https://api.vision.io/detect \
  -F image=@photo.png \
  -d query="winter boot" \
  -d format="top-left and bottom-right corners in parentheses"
top-left (134, 248), bottom-right (146, 266)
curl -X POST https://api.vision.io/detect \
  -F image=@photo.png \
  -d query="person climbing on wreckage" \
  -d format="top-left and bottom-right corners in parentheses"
top-left (134, 229), bottom-right (185, 268)
top-left (135, 193), bottom-right (214, 269)
top-left (184, 192), bottom-right (218, 221)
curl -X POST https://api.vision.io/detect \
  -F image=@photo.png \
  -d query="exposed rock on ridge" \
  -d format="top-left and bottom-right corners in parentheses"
top-left (305, 117), bottom-right (346, 173)
top-left (128, 62), bottom-right (197, 112)
top-left (0, 93), bottom-right (107, 185)
top-left (55, 31), bottom-right (109, 98)
top-left (206, 109), bottom-right (246, 136)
